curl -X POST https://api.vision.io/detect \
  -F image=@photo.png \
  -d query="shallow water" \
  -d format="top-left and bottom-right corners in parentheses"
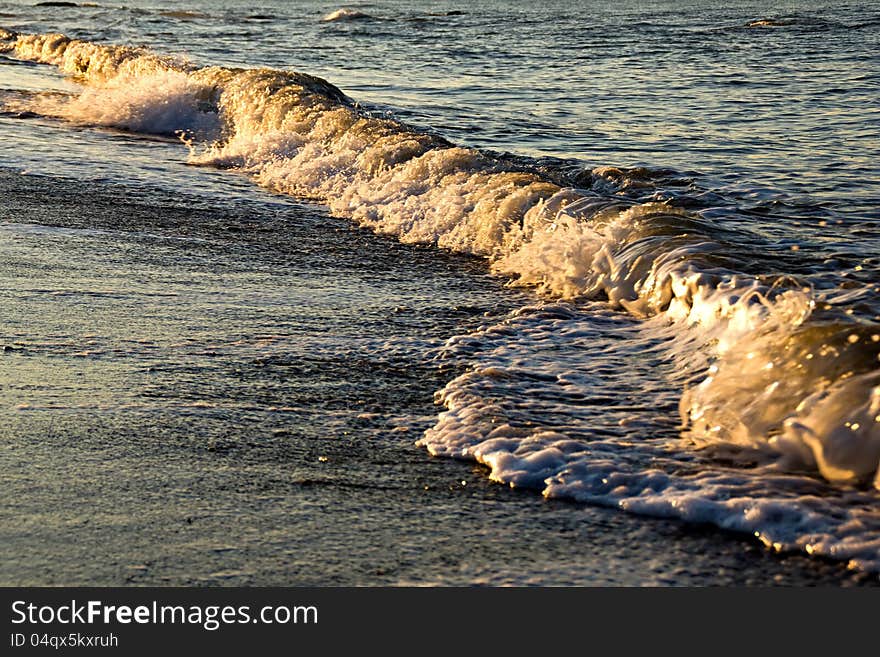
top-left (1, 0), bottom-right (879, 581)
top-left (1, 167), bottom-right (869, 586)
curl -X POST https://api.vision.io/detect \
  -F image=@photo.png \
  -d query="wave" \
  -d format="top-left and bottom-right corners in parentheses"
top-left (744, 15), bottom-right (847, 31)
top-left (3, 30), bottom-right (879, 570)
top-left (420, 303), bottom-right (880, 571)
top-left (322, 8), bottom-right (372, 23)
top-left (747, 18), bottom-right (798, 28)
top-left (158, 10), bottom-right (210, 20)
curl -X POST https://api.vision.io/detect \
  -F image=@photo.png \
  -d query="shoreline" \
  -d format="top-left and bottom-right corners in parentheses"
top-left (1, 169), bottom-right (875, 586)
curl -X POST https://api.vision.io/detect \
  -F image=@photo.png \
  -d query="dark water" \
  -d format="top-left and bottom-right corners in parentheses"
top-left (1, 0), bottom-right (879, 582)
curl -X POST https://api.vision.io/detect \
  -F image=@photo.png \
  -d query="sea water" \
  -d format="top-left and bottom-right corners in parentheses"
top-left (1, 0), bottom-right (879, 578)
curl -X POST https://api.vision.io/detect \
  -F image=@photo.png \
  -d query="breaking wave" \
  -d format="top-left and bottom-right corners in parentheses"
top-left (322, 8), bottom-right (372, 22)
top-left (3, 30), bottom-right (879, 570)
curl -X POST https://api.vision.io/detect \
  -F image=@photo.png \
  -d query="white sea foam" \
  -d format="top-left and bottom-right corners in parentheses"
top-left (35, 69), bottom-right (219, 137)
top-left (418, 304), bottom-right (880, 571)
top-left (322, 8), bottom-right (371, 23)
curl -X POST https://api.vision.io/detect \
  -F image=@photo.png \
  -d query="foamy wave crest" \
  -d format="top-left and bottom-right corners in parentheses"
top-left (7, 31), bottom-right (880, 568)
top-left (8, 32), bottom-right (184, 81)
top-left (4, 32), bottom-right (217, 136)
top-left (417, 304), bottom-right (880, 571)
top-left (322, 8), bottom-right (372, 22)
top-left (40, 69), bottom-right (219, 136)
top-left (747, 18), bottom-right (798, 28)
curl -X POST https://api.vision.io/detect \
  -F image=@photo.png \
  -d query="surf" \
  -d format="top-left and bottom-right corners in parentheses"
top-left (3, 29), bottom-right (879, 570)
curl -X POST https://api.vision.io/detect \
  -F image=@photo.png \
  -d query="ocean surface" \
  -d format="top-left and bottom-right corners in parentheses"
top-left (1, 0), bottom-right (879, 584)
